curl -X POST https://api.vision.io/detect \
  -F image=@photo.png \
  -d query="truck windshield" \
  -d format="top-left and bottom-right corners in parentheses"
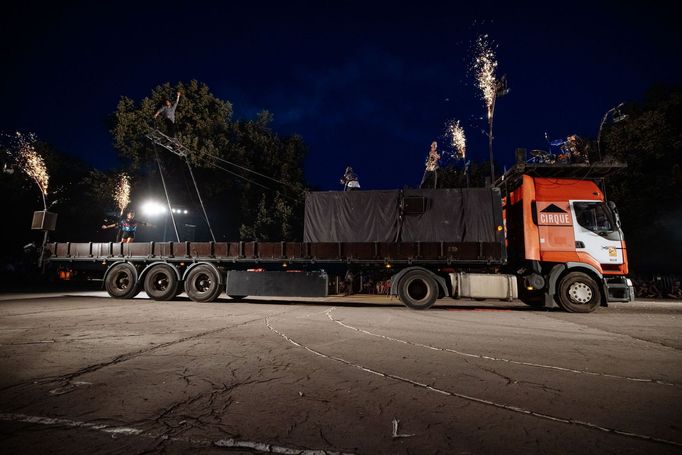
top-left (573, 202), bottom-right (617, 235)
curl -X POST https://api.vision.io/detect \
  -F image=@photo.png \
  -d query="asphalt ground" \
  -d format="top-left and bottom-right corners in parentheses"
top-left (0, 292), bottom-right (680, 454)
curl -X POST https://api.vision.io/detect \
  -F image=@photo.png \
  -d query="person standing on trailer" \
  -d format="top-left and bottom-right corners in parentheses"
top-left (101, 210), bottom-right (152, 243)
top-left (340, 166), bottom-right (361, 191)
top-left (154, 91), bottom-right (182, 137)
top-left (420, 141), bottom-right (440, 188)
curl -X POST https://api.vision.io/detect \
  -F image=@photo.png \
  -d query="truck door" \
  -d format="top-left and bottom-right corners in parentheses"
top-left (570, 200), bottom-right (623, 265)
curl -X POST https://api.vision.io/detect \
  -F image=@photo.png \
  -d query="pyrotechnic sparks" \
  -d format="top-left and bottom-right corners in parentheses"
top-left (8, 132), bottom-right (50, 209)
top-left (114, 173), bottom-right (131, 214)
top-left (473, 35), bottom-right (498, 120)
top-left (446, 120), bottom-right (466, 159)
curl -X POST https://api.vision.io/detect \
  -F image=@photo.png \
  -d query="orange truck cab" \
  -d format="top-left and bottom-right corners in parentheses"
top-left (500, 164), bottom-right (634, 312)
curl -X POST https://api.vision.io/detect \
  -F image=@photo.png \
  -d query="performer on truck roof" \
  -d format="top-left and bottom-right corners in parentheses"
top-left (420, 141), bottom-right (440, 188)
top-left (154, 91), bottom-right (182, 137)
top-left (101, 210), bottom-right (152, 243)
top-left (340, 166), bottom-right (361, 191)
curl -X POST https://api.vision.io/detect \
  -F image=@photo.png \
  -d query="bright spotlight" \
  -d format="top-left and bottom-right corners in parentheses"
top-left (141, 200), bottom-right (167, 217)
top-left (183, 210), bottom-right (188, 214)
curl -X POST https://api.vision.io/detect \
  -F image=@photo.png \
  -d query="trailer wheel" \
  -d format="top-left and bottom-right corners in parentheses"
top-left (185, 265), bottom-right (223, 302)
top-left (557, 271), bottom-right (600, 313)
top-left (398, 270), bottom-right (438, 310)
top-left (143, 264), bottom-right (179, 301)
top-left (104, 263), bottom-right (140, 299)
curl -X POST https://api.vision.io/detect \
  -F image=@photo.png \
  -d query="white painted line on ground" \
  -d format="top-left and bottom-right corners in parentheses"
top-left (0, 412), bottom-right (143, 436)
top-left (326, 308), bottom-right (679, 387)
top-left (0, 411), bottom-right (353, 454)
top-left (266, 315), bottom-right (682, 449)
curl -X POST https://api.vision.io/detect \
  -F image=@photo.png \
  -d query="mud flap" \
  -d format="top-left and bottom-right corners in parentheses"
top-left (225, 271), bottom-right (328, 297)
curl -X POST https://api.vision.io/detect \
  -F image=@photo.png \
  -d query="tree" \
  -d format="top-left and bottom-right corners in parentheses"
top-left (110, 80), bottom-right (308, 241)
top-left (602, 85), bottom-right (682, 273)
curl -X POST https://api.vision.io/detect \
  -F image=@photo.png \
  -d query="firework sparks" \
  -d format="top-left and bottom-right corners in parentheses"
top-left (446, 120), bottom-right (466, 159)
top-left (9, 132), bottom-right (50, 209)
top-left (473, 35), bottom-right (498, 120)
top-left (114, 173), bottom-right (131, 215)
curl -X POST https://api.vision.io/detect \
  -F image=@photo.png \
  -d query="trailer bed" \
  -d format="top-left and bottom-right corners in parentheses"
top-left (45, 240), bottom-right (505, 266)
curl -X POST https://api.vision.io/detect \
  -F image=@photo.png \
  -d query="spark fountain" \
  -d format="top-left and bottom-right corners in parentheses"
top-left (446, 119), bottom-right (467, 160)
top-left (473, 35), bottom-right (508, 184)
top-left (114, 173), bottom-right (131, 215)
top-left (13, 132), bottom-right (50, 210)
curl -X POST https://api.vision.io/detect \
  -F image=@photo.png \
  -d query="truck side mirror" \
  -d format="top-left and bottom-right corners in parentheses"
top-left (607, 201), bottom-right (621, 229)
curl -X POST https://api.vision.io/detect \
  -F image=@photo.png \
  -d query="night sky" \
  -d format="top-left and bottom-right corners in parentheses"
top-left (2, 2), bottom-right (679, 191)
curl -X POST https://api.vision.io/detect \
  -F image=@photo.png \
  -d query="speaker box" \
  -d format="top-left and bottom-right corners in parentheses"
top-left (32, 211), bottom-right (58, 231)
top-left (403, 196), bottom-right (426, 215)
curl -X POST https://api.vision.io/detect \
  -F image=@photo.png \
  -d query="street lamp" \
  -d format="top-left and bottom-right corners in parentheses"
top-left (597, 102), bottom-right (628, 161)
top-left (487, 75), bottom-right (510, 184)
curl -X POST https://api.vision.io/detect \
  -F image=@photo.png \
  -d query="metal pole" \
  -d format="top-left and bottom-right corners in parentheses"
top-left (38, 230), bottom-right (48, 269)
top-left (488, 95), bottom-right (496, 185)
top-left (185, 158), bottom-right (216, 242)
top-left (596, 110), bottom-right (609, 162)
top-left (155, 149), bottom-right (180, 242)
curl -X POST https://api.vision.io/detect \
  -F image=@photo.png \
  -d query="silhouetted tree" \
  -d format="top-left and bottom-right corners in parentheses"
top-left (110, 80), bottom-right (308, 240)
top-left (602, 85), bottom-right (682, 273)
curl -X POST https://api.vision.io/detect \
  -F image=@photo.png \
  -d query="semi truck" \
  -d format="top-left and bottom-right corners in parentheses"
top-left (43, 162), bottom-right (634, 313)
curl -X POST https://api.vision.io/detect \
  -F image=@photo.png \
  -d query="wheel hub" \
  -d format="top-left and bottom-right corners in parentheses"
top-left (153, 273), bottom-right (169, 291)
top-left (406, 278), bottom-right (429, 302)
top-left (568, 282), bottom-right (592, 304)
top-left (115, 273), bottom-right (130, 289)
top-left (196, 274), bottom-right (211, 292)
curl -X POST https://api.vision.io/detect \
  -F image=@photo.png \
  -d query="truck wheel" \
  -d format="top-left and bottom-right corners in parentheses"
top-left (105, 263), bottom-right (140, 299)
top-left (185, 265), bottom-right (223, 302)
top-left (557, 271), bottom-right (600, 313)
top-left (143, 264), bottom-right (179, 301)
top-left (398, 270), bottom-right (438, 310)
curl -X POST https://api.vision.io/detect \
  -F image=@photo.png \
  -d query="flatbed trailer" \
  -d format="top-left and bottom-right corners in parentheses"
top-left (43, 163), bottom-right (635, 312)
top-left (43, 237), bottom-right (507, 307)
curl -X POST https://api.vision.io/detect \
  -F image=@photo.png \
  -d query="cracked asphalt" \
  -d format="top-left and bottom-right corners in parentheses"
top-left (0, 291), bottom-right (681, 454)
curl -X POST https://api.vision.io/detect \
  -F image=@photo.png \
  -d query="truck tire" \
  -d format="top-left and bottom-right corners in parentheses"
top-left (557, 271), bottom-right (600, 313)
top-left (143, 264), bottom-right (179, 301)
top-left (185, 265), bottom-right (223, 302)
top-left (104, 263), bottom-right (140, 299)
top-left (398, 270), bottom-right (438, 310)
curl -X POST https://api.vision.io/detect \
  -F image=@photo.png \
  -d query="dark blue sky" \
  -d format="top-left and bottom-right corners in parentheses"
top-left (2, 2), bottom-right (679, 190)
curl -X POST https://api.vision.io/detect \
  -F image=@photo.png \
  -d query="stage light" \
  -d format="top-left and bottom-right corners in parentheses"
top-left (183, 210), bottom-right (188, 214)
top-left (141, 200), bottom-right (167, 217)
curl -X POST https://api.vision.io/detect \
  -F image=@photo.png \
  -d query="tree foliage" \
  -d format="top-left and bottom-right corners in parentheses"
top-left (110, 80), bottom-right (308, 240)
top-left (602, 85), bottom-right (682, 273)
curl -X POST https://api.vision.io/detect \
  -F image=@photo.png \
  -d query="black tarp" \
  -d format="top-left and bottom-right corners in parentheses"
top-left (303, 188), bottom-right (499, 243)
top-left (401, 188), bottom-right (496, 242)
top-left (304, 190), bottom-right (400, 242)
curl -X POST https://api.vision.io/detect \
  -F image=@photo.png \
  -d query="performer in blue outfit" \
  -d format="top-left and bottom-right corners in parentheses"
top-left (102, 211), bottom-right (152, 243)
